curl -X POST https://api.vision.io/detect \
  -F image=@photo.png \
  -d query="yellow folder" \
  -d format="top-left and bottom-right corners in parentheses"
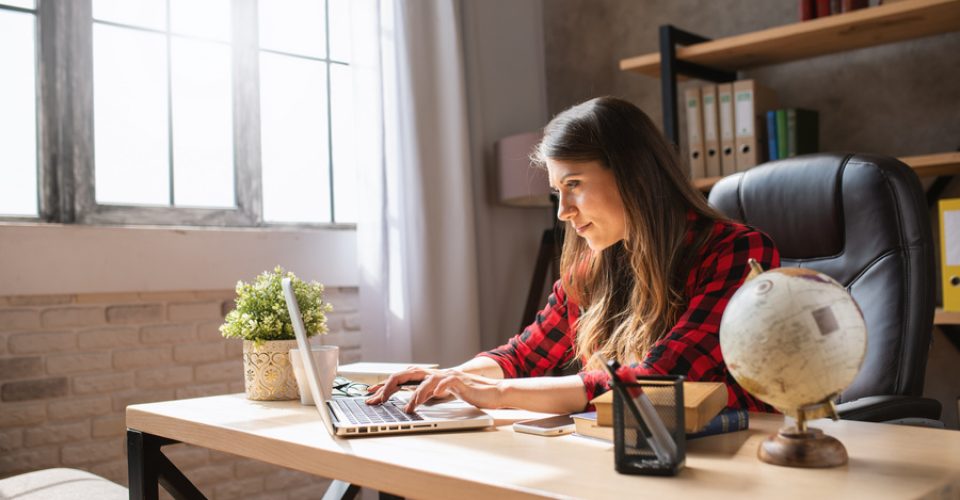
top-left (939, 198), bottom-right (960, 311)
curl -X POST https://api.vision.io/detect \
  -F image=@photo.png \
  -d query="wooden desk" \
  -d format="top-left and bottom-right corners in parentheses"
top-left (126, 394), bottom-right (960, 499)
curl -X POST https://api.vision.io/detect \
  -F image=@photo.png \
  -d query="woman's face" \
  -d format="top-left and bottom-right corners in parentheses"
top-left (546, 158), bottom-right (627, 251)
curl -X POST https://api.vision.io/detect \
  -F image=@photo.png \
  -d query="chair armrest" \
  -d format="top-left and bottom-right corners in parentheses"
top-left (837, 395), bottom-right (942, 422)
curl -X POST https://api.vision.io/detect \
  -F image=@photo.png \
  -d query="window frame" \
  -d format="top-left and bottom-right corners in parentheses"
top-left (1, 0), bottom-right (354, 229)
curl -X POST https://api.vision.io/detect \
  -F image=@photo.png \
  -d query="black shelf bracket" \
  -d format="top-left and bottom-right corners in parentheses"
top-left (659, 25), bottom-right (737, 146)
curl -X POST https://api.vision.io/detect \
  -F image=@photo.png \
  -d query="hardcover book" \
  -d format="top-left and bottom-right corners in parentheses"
top-left (591, 381), bottom-right (727, 432)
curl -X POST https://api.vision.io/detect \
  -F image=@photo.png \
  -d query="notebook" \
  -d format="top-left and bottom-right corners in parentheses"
top-left (281, 278), bottom-right (493, 437)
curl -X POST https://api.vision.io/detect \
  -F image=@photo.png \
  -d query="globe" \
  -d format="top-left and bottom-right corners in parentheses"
top-left (719, 267), bottom-right (868, 415)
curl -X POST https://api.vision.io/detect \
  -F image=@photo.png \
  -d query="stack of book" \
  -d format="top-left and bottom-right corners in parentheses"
top-left (765, 108), bottom-right (819, 162)
top-left (800, 0), bottom-right (869, 21)
top-left (571, 381), bottom-right (749, 442)
top-left (683, 79), bottom-right (779, 181)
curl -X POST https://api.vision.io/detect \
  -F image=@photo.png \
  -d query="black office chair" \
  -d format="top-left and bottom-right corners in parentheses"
top-left (709, 152), bottom-right (942, 424)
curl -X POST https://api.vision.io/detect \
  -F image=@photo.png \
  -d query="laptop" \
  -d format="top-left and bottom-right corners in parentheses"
top-left (281, 278), bottom-right (494, 437)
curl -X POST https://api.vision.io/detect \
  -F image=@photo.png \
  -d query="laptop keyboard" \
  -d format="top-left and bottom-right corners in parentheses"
top-left (335, 398), bottom-right (425, 425)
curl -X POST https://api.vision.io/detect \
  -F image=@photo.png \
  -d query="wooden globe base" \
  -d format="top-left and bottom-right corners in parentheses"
top-left (759, 426), bottom-right (848, 468)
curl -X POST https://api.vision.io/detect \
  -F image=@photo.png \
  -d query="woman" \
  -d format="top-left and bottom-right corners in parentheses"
top-left (366, 96), bottom-right (779, 414)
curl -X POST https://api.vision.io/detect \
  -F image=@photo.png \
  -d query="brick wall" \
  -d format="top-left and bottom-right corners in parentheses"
top-left (0, 287), bottom-right (362, 499)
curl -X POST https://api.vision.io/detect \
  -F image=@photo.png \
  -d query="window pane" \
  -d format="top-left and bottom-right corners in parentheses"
top-left (328, 0), bottom-right (350, 62)
top-left (171, 38), bottom-right (234, 208)
top-left (0, 10), bottom-right (37, 217)
top-left (258, 0), bottom-right (325, 58)
top-left (330, 64), bottom-right (356, 223)
top-left (260, 53), bottom-right (330, 223)
top-left (93, 24), bottom-right (169, 205)
top-left (170, 0), bottom-right (231, 42)
top-left (0, 1), bottom-right (35, 9)
top-left (93, 0), bottom-right (166, 31)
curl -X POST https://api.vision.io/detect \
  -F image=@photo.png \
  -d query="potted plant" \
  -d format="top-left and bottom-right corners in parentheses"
top-left (220, 266), bottom-right (333, 401)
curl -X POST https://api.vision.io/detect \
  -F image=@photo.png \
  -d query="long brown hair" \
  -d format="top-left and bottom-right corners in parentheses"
top-left (532, 96), bottom-right (725, 370)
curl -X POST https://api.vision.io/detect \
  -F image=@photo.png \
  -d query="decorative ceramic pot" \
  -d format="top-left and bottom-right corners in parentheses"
top-left (242, 339), bottom-right (299, 401)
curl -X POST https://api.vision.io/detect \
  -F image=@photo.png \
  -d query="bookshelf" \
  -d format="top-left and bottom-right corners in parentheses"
top-left (693, 152), bottom-right (960, 192)
top-left (620, 0), bottom-right (960, 78)
top-left (619, 0), bottom-right (960, 178)
top-left (621, 0), bottom-right (960, 323)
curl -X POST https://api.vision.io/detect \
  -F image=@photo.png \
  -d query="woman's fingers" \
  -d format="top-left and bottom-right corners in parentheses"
top-left (365, 368), bottom-right (430, 405)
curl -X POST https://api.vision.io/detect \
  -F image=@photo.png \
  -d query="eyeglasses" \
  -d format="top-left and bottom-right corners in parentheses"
top-left (332, 376), bottom-right (370, 398)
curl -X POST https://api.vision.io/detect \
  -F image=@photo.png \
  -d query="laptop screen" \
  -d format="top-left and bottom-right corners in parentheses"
top-left (282, 278), bottom-right (336, 435)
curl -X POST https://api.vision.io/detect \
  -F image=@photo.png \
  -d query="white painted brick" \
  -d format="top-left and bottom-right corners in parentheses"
top-left (207, 449), bottom-right (238, 462)
top-left (75, 292), bottom-right (140, 305)
top-left (0, 403), bottom-right (47, 427)
top-left (73, 372), bottom-right (135, 395)
top-left (0, 446), bottom-right (58, 476)
top-left (61, 437), bottom-right (123, 465)
top-left (41, 306), bottom-right (105, 328)
top-left (0, 309), bottom-right (40, 332)
top-left (193, 290), bottom-right (235, 301)
top-left (0, 356), bottom-right (44, 379)
top-left (234, 458), bottom-right (282, 477)
top-left (24, 420), bottom-right (90, 446)
top-left (87, 459), bottom-right (128, 485)
top-left (0, 333), bottom-right (7, 355)
top-left (0, 428), bottom-right (23, 452)
top-left (168, 301), bottom-right (222, 322)
top-left (175, 383), bottom-right (230, 400)
top-left (174, 342), bottom-right (226, 363)
top-left (214, 476), bottom-right (264, 499)
top-left (48, 395), bottom-right (111, 420)
top-left (262, 468), bottom-right (316, 491)
top-left (111, 388), bottom-right (175, 412)
top-left (91, 414), bottom-right (126, 438)
top-left (8, 331), bottom-right (77, 354)
top-left (225, 341), bottom-right (243, 357)
top-left (285, 480), bottom-right (335, 498)
top-left (343, 314), bottom-right (361, 331)
top-left (228, 381), bottom-right (245, 393)
top-left (106, 304), bottom-right (164, 324)
top-left (77, 326), bottom-right (139, 349)
top-left (7, 295), bottom-right (74, 306)
top-left (340, 348), bottom-right (362, 365)
top-left (164, 444), bottom-right (209, 468)
top-left (136, 366), bottom-right (194, 389)
top-left (197, 322), bottom-right (227, 342)
top-left (46, 352), bottom-right (112, 375)
top-left (183, 463), bottom-right (234, 484)
top-left (2, 377), bottom-right (68, 402)
top-left (195, 360), bottom-right (242, 383)
top-left (113, 346), bottom-right (173, 370)
top-left (138, 291), bottom-right (196, 302)
top-left (140, 324), bottom-right (196, 344)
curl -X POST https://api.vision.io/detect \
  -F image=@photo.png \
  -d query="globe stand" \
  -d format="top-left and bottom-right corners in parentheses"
top-left (759, 402), bottom-right (848, 468)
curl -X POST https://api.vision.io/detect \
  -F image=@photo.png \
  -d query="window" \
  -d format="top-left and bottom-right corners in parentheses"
top-left (0, 1), bottom-right (39, 218)
top-left (0, 0), bottom-right (357, 226)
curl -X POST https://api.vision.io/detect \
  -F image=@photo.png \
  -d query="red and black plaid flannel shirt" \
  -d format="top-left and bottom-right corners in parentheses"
top-left (478, 211), bottom-right (780, 412)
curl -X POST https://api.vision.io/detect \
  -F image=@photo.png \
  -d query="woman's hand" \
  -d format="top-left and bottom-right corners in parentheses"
top-left (365, 367), bottom-right (506, 413)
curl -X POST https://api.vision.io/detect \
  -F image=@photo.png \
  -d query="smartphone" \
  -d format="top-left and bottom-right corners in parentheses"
top-left (512, 415), bottom-right (575, 436)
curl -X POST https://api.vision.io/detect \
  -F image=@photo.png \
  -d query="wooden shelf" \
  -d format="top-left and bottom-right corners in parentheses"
top-left (935, 307), bottom-right (960, 325)
top-left (621, 0), bottom-right (960, 78)
top-left (694, 151), bottom-right (960, 192)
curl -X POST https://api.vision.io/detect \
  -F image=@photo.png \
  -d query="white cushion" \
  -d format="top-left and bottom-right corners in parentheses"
top-left (0, 468), bottom-right (127, 499)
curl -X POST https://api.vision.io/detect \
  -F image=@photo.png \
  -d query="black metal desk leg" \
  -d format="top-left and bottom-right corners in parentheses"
top-left (128, 430), bottom-right (160, 500)
top-left (127, 430), bottom-right (206, 500)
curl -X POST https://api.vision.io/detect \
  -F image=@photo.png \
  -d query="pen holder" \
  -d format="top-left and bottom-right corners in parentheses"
top-left (612, 375), bottom-right (686, 476)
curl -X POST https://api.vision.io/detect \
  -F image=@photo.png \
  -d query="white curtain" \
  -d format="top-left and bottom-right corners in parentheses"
top-left (352, 0), bottom-right (481, 367)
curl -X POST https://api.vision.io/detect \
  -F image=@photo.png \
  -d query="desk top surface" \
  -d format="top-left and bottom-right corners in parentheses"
top-left (127, 394), bottom-right (960, 500)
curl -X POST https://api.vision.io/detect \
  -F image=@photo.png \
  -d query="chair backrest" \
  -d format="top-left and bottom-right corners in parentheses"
top-left (708, 153), bottom-right (935, 402)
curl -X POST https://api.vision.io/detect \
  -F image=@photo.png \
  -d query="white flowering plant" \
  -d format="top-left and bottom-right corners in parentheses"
top-left (220, 266), bottom-right (333, 346)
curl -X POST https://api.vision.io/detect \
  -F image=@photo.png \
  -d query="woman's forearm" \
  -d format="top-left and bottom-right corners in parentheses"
top-left (498, 375), bottom-right (589, 414)
top-left (452, 356), bottom-right (505, 379)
